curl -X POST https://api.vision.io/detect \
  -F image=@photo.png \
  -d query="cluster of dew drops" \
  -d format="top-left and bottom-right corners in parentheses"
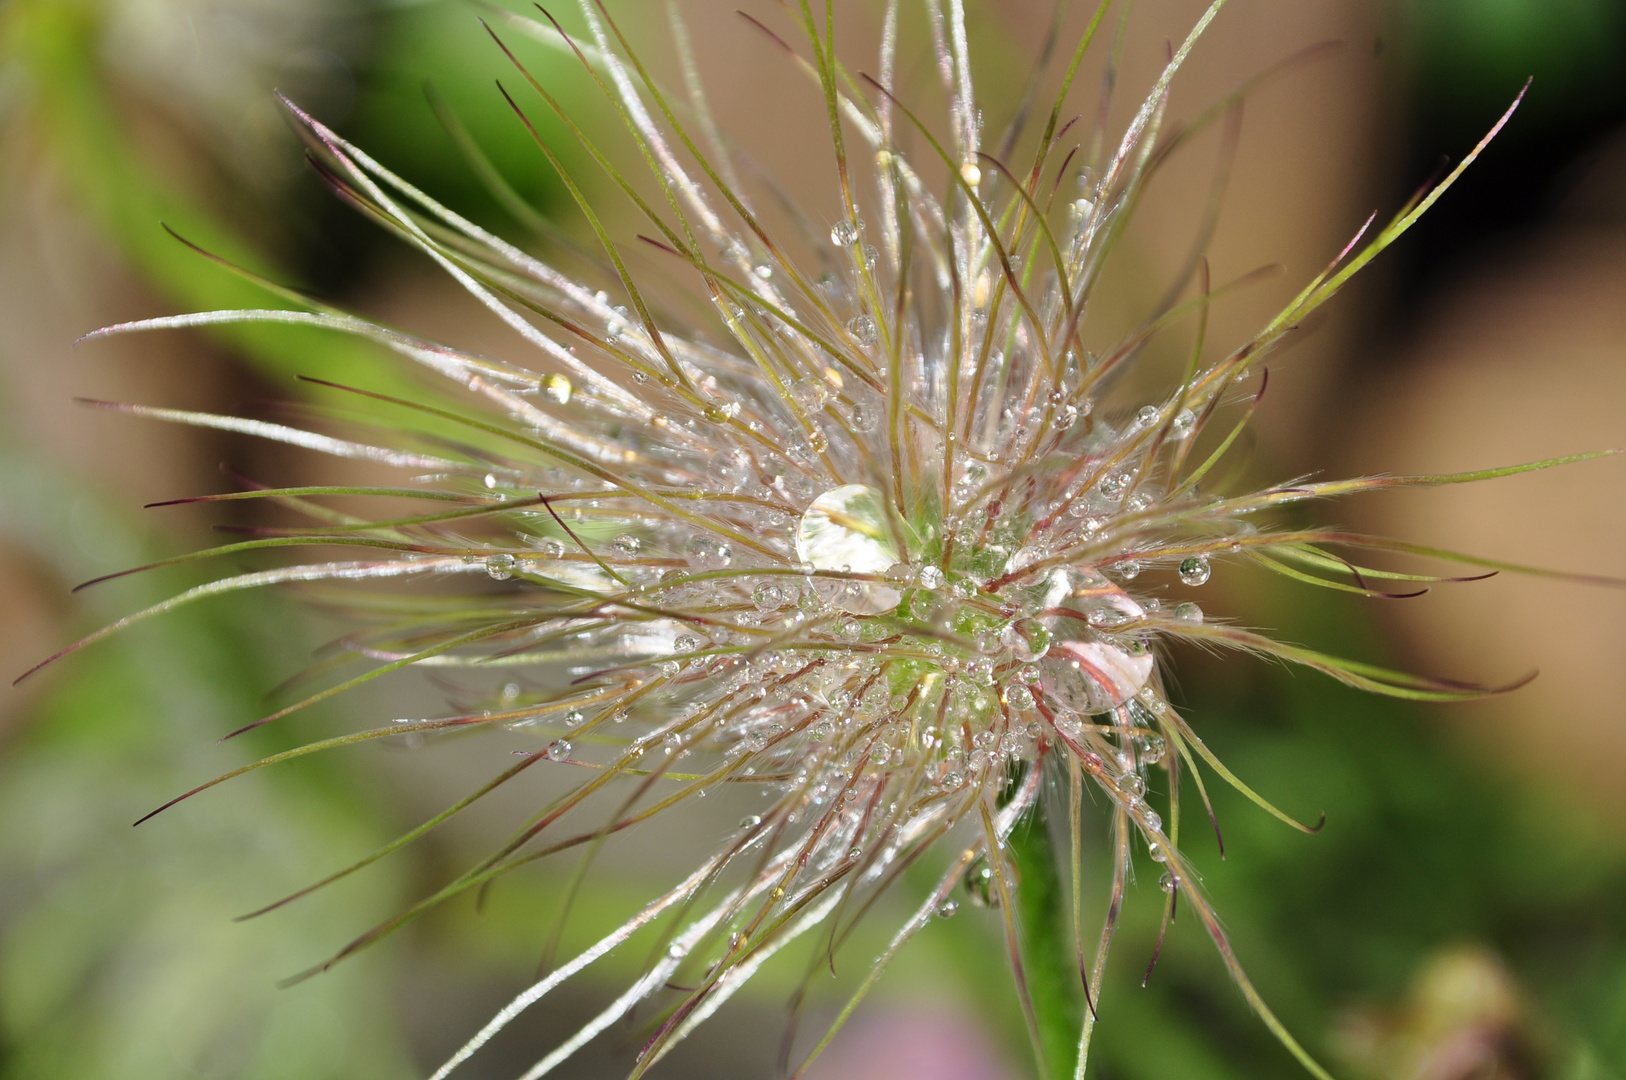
top-left (450, 166), bottom-right (1237, 912)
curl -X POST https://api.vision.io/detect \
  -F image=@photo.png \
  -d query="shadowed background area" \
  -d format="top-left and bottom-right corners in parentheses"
top-left (1, 1), bottom-right (1623, 1078)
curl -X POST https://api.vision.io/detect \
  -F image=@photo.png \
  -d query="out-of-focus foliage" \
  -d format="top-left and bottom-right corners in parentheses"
top-left (1398, 0), bottom-right (1626, 124)
top-left (0, 442), bottom-right (415, 1079)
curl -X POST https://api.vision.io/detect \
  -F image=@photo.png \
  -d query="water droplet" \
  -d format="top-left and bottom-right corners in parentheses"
top-left (674, 635), bottom-right (698, 654)
top-left (936, 899), bottom-right (960, 919)
top-left (1147, 841), bottom-right (1169, 863)
top-left (847, 314), bottom-right (878, 347)
top-left (541, 373), bottom-right (571, 405)
top-left (1139, 734), bottom-right (1166, 764)
top-left (537, 538), bottom-right (566, 559)
top-left (1040, 636), bottom-right (1154, 713)
top-left (917, 565), bottom-right (945, 590)
top-left (1173, 601), bottom-right (1203, 625)
top-left (612, 534), bottom-right (641, 555)
top-left (952, 578), bottom-right (979, 600)
top-left (543, 738), bottom-right (571, 760)
top-left (830, 219), bottom-right (860, 246)
top-left (796, 485), bottom-right (901, 615)
top-left (1158, 871), bottom-right (1176, 894)
top-left (1178, 555), bottom-right (1211, 586)
top-left (753, 262), bottom-right (774, 280)
top-left (848, 401), bottom-right (879, 433)
top-left (1000, 617), bottom-right (1051, 662)
top-left (706, 447), bottom-right (753, 492)
top-left (485, 553), bottom-right (517, 580)
top-left (1126, 492), bottom-right (1154, 512)
top-left (752, 583), bottom-right (784, 610)
top-left (960, 160), bottom-right (983, 186)
top-left (1142, 809), bottom-right (1163, 833)
top-left (792, 377), bottom-right (831, 410)
top-left (1171, 408), bottom-right (1196, 437)
top-left (1122, 773), bottom-right (1147, 798)
top-left (963, 859), bottom-right (1000, 907)
top-left (1134, 405), bottom-right (1160, 430)
top-left (685, 535), bottom-right (733, 567)
top-left (704, 400), bottom-right (741, 423)
top-left (1117, 559), bottom-right (1143, 580)
top-left (483, 473), bottom-right (498, 489)
top-left (740, 814), bottom-right (763, 830)
top-left (1099, 472), bottom-right (1131, 501)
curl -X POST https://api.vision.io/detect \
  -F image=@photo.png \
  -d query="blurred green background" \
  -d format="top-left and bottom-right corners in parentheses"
top-left (1, 1), bottom-right (1623, 1078)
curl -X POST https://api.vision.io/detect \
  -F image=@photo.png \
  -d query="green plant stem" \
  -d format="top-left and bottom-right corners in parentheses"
top-left (1011, 804), bottom-right (1085, 1078)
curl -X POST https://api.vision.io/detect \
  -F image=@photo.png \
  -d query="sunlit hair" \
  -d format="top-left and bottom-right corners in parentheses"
top-left (30, 1), bottom-right (1596, 1077)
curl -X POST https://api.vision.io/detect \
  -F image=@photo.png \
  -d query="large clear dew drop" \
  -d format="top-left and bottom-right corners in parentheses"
top-left (794, 485), bottom-right (902, 615)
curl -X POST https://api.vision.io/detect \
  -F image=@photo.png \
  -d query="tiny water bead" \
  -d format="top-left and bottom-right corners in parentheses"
top-left (847, 401), bottom-right (880, 432)
top-left (1173, 601), bottom-right (1203, 625)
top-left (1178, 554), bottom-right (1212, 586)
top-left (1159, 872), bottom-right (1177, 894)
top-left (935, 899), bottom-right (960, 920)
top-left (791, 377), bottom-right (831, 410)
top-left (612, 534), bottom-right (641, 555)
top-left (846, 314), bottom-right (878, 347)
top-left (963, 859), bottom-right (1000, 907)
top-left (484, 552), bottom-right (517, 580)
top-left (543, 739), bottom-right (572, 761)
top-left (1138, 734), bottom-right (1167, 764)
top-left (916, 565), bottom-right (945, 590)
top-left (540, 373), bottom-right (571, 405)
top-left (829, 218), bottom-right (860, 246)
top-left (1003, 684), bottom-right (1035, 712)
top-left (685, 536), bottom-right (733, 568)
top-left (706, 448), bottom-right (753, 491)
top-left (1099, 471), bottom-right (1132, 501)
top-left (1000, 617), bottom-right (1051, 662)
